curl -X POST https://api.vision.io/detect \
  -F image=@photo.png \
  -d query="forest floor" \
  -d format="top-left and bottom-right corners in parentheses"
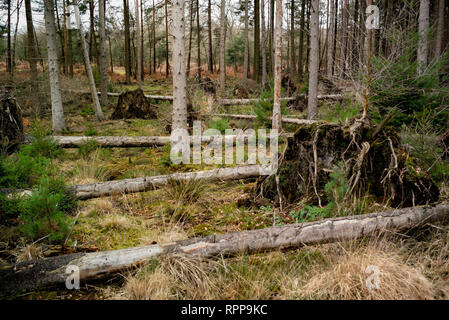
top-left (2, 72), bottom-right (449, 300)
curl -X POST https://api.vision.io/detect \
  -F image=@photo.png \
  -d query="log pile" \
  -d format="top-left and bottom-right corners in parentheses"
top-left (1, 204), bottom-right (448, 297)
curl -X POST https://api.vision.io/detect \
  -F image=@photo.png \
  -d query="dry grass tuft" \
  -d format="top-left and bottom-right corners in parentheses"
top-left (297, 245), bottom-right (434, 300)
top-left (122, 269), bottom-right (173, 300)
top-left (99, 215), bottom-right (133, 231)
top-left (164, 178), bottom-right (207, 206)
top-left (16, 244), bottom-right (43, 263)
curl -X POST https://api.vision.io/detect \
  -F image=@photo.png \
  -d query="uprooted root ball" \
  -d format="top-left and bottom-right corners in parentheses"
top-left (254, 119), bottom-right (439, 208)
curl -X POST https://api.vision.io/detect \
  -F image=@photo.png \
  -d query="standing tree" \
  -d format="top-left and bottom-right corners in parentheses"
top-left (290, 0), bottom-right (295, 74)
top-left (219, 0), bottom-right (226, 92)
top-left (207, 0), bottom-right (213, 73)
top-left (417, 0), bottom-right (429, 75)
top-left (124, 0), bottom-right (131, 83)
top-left (63, 0), bottom-right (74, 77)
top-left (43, 0), bottom-right (66, 132)
top-left (339, 0), bottom-right (348, 78)
top-left (272, 0), bottom-right (282, 131)
top-left (435, 0), bottom-right (445, 59)
top-left (99, 0), bottom-right (109, 106)
top-left (135, 0), bottom-right (142, 88)
top-left (6, 0), bottom-right (12, 78)
top-left (171, 0), bottom-right (187, 131)
top-left (261, 0), bottom-right (267, 87)
top-left (243, 0), bottom-right (249, 84)
top-left (165, 0), bottom-right (170, 77)
top-left (187, 0), bottom-right (194, 76)
top-left (326, 0), bottom-right (335, 78)
top-left (196, 0), bottom-right (201, 77)
top-left (297, 0), bottom-right (305, 76)
top-left (253, 0), bottom-right (260, 82)
top-left (307, 0), bottom-right (319, 120)
top-left (152, 0), bottom-right (156, 74)
top-left (25, 0), bottom-right (39, 110)
top-left (74, 1), bottom-right (105, 121)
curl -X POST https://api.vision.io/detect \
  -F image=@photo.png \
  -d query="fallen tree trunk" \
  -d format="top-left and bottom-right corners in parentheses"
top-left (212, 113), bottom-right (321, 125)
top-left (24, 134), bottom-right (293, 148)
top-left (216, 94), bottom-right (343, 106)
top-left (63, 89), bottom-right (173, 101)
top-left (1, 204), bottom-right (447, 297)
top-left (72, 165), bottom-right (265, 200)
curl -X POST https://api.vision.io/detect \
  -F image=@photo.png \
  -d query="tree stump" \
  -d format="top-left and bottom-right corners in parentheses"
top-left (111, 89), bottom-right (157, 120)
top-left (281, 74), bottom-right (298, 97)
top-left (254, 119), bottom-right (439, 208)
top-left (0, 92), bottom-right (24, 153)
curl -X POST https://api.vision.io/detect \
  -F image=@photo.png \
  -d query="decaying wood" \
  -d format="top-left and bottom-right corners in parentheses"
top-left (0, 92), bottom-right (23, 153)
top-left (212, 113), bottom-right (321, 125)
top-left (1, 204), bottom-right (448, 296)
top-left (72, 165), bottom-right (265, 200)
top-left (35, 134), bottom-right (292, 148)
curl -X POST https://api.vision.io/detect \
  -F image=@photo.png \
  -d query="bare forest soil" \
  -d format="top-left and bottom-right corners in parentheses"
top-left (1, 72), bottom-right (449, 300)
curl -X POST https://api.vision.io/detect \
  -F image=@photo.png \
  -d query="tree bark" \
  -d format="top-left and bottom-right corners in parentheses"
top-left (74, 3), bottom-right (105, 121)
top-left (25, 0), bottom-right (39, 111)
top-left (135, 0), bottom-right (142, 88)
top-left (339, 0), bottom-right (348, 78)
top-left (43, 0), bottom-right (67, 132)
top-left (253, 0), bottom-right (261, 82)
top-left (272, 0), bottom-right (283, 131)
top-left (152, 0), bottom-right (157, 74)
top-left (307, 0), bottom-right (319, 120)
top-left (290, 0), bottom-right (295, 74)
top-left (7, 0), bottom-right (12, 78)
top-left (99, 0), bottom-right (109, 106)
top-left (417, 0), bottom-right (429, 75)
top-left (2, 204), bottom-right (448, 296)
top-left (196, 0), bottom-right (201, 77)
top-left (187, 0), bottom-right (194, 76)
top-left (124, 0), bottom-right (131, 83)
top-left (243, 0), bottom-right (249, 84)
top-left (172, 0), bottom-right (188, 131)
top-left (165, 0), bottom-right (170, 77)
top-left (72, 165), bottom-right (265, 199)
top-left (435, 0), bottom-right (445, 58)
top-left (298, 0), bottom-right (307, 76)
top-left (326, 0), bottom-right (335, 78)
top-left (219, 0), bottom-right (226, 92)
top-left (261, 0), bottom-right (267, 87)
top-left (207, 0), bottom-right (213, 73)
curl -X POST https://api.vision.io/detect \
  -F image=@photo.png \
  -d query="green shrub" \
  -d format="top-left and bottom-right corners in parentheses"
top-left (84, 123), bottom-right (98, 136)
top-left (18, 177), bottom-right (73, 241)
top-left (0, 153), bottom-right (50, 189)
top-left (207, 119), bottom-right (229, 134)
top-left (21, 124), bottom-right (61, 159)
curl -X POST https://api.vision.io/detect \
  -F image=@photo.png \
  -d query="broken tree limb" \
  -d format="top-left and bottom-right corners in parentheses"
top-left (72, 165), bottom-right (266, 200)
top-left (1, 204), bottom-right (448, 296)
top-left (212, 113), bottom-right (322, 125)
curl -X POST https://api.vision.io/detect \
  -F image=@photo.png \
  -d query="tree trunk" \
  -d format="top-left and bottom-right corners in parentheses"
top-left (172, 0), bottom-right (188, 132)
top-left (253, 0), bottom-right (260, 82)
top-left (261, 0), bottom-right (267, 87)
top-left (25, 0), bottom-right (39, 112)
top-left (219, 0), bottom-right (226, 92)
top-left (307, 0), bottom-right (319, 120)
top-left (124, 0), bottom-right (131, 83)
top-left (435, 0), bottom-right (445, 58)
top-left (99, 0), bottom-right (109, 106)
top-left (270, 0), bottom-right (275, 75)
top-left (196, 0), bottom-right (201, 77)
top-left (7, 0), bottom-right (12, 78)
top-left (326, 0), bottom-right (335, 78)
top-left (140, 0), bottom-right (144, 81)
top-left (165, 0), bottom-right (170, 77)
top-left (43, 0), bottom-right (66, 132)
top-left (74, 4), bottom-right (105, 121)
top-left (290, 0), bottom-right (295, 74)
top-left (187, 0), bottom-right (194, 76)
top-left (65, 0), bottom-right (74, 77)
top-left (88, 0), bottom-right (99, 66)
top-left (54, 0), bottom-right (65, 74)
top-left (207, 0), bottom-right (213, 73)
top-left (74, 165), bottom-right (264, 199)
top-left (297, 0), bottom-right (306, 76)
top-left (2, 204), bottom-right (448, 296)
top-left (339, 0), bottom-right (348, 78)
top-left (243, 0), bottom-right (249, 84)
top-left (152, 0), bottom-right (157, 74)
top-left (417, 0), bottom-right (429, 75)
top-left (135, 0), bottom-right (142, 88)
top-left (272, 0), bottom-right (283, 131)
